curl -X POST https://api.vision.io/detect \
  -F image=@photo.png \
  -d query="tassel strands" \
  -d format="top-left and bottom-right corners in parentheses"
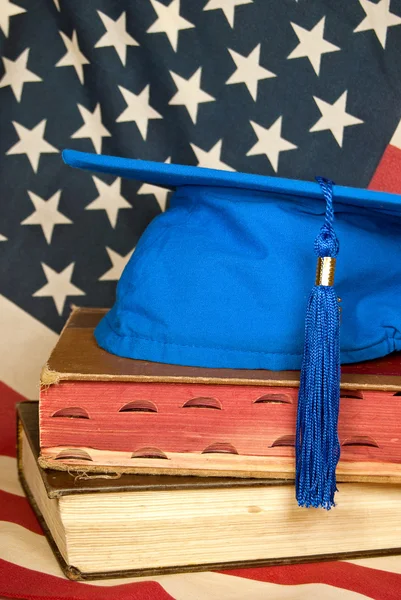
top-left (295, 177), bottom-right (341, 510)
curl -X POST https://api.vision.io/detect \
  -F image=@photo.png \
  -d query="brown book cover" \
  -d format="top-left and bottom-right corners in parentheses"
top-left (17, 401), bottom-right (401, 581)
top-left (41, 307), bottom-right (401, 387)
top-left (39, 308), bottom-right (401, 481)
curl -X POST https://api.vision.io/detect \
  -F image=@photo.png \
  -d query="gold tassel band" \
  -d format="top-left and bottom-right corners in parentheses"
top-left (315, 257), bottom-right (336, 286)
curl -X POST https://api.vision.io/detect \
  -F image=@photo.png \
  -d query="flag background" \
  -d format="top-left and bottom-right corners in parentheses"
top-left (1, 1), bottom-right (401, 597)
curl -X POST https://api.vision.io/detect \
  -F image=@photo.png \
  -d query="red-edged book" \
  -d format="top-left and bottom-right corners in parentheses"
top-left (39, 308), bottom-right (401, 482)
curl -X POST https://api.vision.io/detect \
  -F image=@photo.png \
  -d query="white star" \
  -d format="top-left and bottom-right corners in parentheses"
top-left (95, 11), bottom-right (138, 65)
top-left (71, 104), bottom-right (111, 153)
top-left (191, 140), bottom-right (234, 171)
top-left (116, 84), bottom-right (163, 140)
top-left (56, 30), bottom-right (89, 84)
top-left (287, 17), bottom-right (340, 76)
top-left (86, 176), bottom-right (131, 228)
top-left (0, 0), bottom-right (26, 37)
top-left (169, 68), bottom-right (215, 124)
top-left (310, 91), bottom-right (364, 147)
top-left (147, 0), bottom-right (194, 52)
top-left (21, 190), bottom-right (72, 244)
top-left (7, 120), bottom-right (58, 172)
top-left (33, 263), bottom-right (85, 315)
top-left (226, 44), bottom-right (275, 101)
top-left (247, 116), bottom-right (297, 172)
top-left (0, 233), bottom-right (7, 241)
top-left (137, 157), bottom-right (171, 211)
top-left (203, 0), bottom-right (252, 28)
top-left (0, 49), bottom-right (42, 102)
top-left (99, 246), bottom-right (135, 281)
top-left (354, 0), bottom-right (401, 48)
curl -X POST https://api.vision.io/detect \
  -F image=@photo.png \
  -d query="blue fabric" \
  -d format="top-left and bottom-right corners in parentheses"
top-left (63, 150), bottom-right (401, 371)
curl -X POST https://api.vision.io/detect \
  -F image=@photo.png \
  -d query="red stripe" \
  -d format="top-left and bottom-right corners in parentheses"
top-left (369, 144), bottom-right (401, 194)
top-left (219, 561), bottom-right (401, 600)
top-left (0, 559), bottom-right (175, 600)
top-left (0, 382), bottom-right (26, 457)
top-left (0, 490), bottom-right (43, 535)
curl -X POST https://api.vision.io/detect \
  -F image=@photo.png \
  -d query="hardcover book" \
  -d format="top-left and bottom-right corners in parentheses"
top-left (39, 308), bottom-right (401, 481)
top-left (18, 402), bottom-right (401, 580)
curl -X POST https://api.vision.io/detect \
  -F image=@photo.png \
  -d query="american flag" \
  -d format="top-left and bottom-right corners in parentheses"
top-left (1, 0), bottom-right (401, 597)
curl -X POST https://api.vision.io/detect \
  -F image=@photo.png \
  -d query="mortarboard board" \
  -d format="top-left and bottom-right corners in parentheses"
top-left (63, 149), bottom-right (401, 509)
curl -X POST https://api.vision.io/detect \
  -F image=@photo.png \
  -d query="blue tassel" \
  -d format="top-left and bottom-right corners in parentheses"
top-left (295, 177), bottom-right (341, 510)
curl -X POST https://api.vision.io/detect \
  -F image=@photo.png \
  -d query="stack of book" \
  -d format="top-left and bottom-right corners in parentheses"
top-left (18, 307), bottom-right (401, 580)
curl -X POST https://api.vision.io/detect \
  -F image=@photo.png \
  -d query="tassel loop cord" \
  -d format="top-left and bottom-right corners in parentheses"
top-left (314, 176), bottom-right (339, 259)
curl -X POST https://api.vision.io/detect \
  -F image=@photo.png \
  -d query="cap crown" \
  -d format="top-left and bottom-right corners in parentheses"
top-left (64, 150), bottom-right (401, 370)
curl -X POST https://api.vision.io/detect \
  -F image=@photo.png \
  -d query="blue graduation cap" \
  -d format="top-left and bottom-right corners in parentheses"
top-left (63, 149), bottom-right (401, 509)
